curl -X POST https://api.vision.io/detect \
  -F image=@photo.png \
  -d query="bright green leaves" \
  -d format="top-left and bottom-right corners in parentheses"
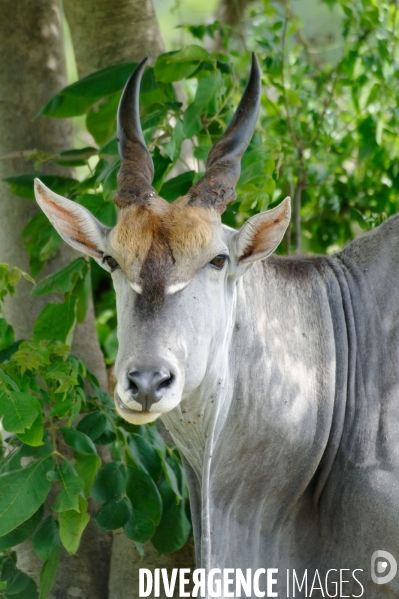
top-left (58, 496), bottom-right (90, 554)
top-left (0, 456), bottom-right (53, 537)
top-left (0, 391), bottom-right (38, 433)
top-left (155, 46), bottom-right (210, 82)
top-left (0, 263), bottom-right (34, 305)
top-left (183, 71), bottom-right (222, 138)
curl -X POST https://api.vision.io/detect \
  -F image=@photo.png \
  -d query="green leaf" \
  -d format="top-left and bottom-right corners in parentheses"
top-left (0, 318), bottom-right (14, 352)
top-left (182, 103), bottom-right (203, 138)
top-left (92, 462), bottom-right (127, 503)
top-left (3, 174), bottom-right (78, 201)
top-left (76, 194), bottom-right (117, 227)
top-left (125, 465), bottom-right (162, 525)
top-left (40, 62), bottom-right (137, 118)
top-left (0, 340), bottom-right (23, 364)
top-left (128, 434), bottom-right (162, 480)
top-left (159, 454), bottom-right (182, 500)
top-left (86, 93), bottom-right (120, 145)
top-left (39, 546), bottom-right (60, 599)
top-left (12, 341), bottom-right (51, 374)
top-left (0, 558), bottom-right (34, 595)
top-left (77, 412), bottom-right (107, 441)
top-left (18, 578), bottom-right (39, 599)
top-left (32, 516), bottom-right (60, 561)
top-left (0, 391), bottom-right (40, 434)
top-left (74, 453), bottom-right (101, 497)
top-left (152, 148), bottom-right (172, 191)
top-left (59, 495), bottom-right (90, 554)
top-left (22, 213), bottom-right (62, 277)
top-left (163, 119), bottom-right (184, 162)
top-left (100, 138), bottom-right (118, 156)
top-left (16, 409), bottom-right (44, 447)
top-left (95, 496), bottom-right (132, 531)
top-left (54, 147), bottom-right (98, 167)
top-left (0, 456), bottom-right (53, 537)
top-left (52, 459), bottom-right (84, 512)
top-left (151, 481), bottom-right (190, 555)
top-left (160, 171), bottom-right (195, 202)
top-left (155, 51), bottom-right (201, 83)
top-left (183, 72), bottom-right (221, 138)
top-left (167, 45), bottom-right (210, 63)
top-left (123, 509), bottom-right (155, 544)
top-left (31, 258), bottom-right (88, 297)
top-left (0, 505), bottom-right (43, 551)
top-left (60, 428), bottom-right (97, 455)
top-left (33, 297), bottom-right (77, 344)
top-left (0, 369), bottom-right (20, 392)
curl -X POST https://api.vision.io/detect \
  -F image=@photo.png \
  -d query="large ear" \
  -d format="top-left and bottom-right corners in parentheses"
top-left (234, 197), bottom-right (291, 264)
top-left (34, 178), bottom-right (108, 260)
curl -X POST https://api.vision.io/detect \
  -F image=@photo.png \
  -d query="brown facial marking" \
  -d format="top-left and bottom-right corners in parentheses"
top-left (111, 196), bottom-right (215, 315)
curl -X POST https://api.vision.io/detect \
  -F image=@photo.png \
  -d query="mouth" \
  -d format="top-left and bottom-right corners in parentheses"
top-left (114, 392), bottom-right (160, 424)
top-left (115, 392), bottom-right (145, 413)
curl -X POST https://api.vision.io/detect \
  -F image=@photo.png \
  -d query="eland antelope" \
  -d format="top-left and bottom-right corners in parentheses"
top-left (34, 55), bottom-right (399, 598)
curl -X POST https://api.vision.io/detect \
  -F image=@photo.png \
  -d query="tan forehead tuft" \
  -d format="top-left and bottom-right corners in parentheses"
top-left (111, 198), bottom-right (215, 263)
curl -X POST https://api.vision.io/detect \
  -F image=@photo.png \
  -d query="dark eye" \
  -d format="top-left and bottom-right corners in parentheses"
top-left (209, 255), bottom-right (227, 270)
top-left (103, 255), bottom-right (119, 271)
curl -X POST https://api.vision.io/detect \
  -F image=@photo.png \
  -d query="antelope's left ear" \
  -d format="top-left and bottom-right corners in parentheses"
top-left (234, 197), bottom-right (291, 264)
top-left (34, 178), bottom-right (109, 260)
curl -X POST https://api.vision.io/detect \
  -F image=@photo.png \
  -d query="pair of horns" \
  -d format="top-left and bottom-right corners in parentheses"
top-left (115, 53), bottom-right (261, 214)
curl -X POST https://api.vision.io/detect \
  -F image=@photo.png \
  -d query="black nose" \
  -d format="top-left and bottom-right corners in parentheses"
top-left (127, 367), bottom-right (174, 410)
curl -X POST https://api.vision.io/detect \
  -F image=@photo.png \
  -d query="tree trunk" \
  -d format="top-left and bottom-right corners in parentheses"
top-left (109, 534), bottom-right (195, 599)
top-left (216, 0), bottom-right (255, 29)
top-left (63, 0), bottom-right (165, 78)
top-left (0, 2), bottom-right (111, 597)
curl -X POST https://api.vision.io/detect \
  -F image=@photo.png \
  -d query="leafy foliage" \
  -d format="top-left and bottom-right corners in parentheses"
top-left (0, 273), bottom-right (190, 596)
top-left (1, 0), bottom-right (399, 595)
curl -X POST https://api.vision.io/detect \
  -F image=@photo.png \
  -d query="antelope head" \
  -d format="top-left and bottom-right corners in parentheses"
top-left (34, 55), bottom-right (290, 424)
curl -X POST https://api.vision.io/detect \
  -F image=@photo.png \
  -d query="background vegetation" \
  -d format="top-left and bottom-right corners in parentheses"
top-left (0, 0), bottom-right (398, 596)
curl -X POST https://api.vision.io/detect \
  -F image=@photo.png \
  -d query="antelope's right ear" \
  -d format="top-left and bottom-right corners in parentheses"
top-left (34, 178), bottom-right (109, 260)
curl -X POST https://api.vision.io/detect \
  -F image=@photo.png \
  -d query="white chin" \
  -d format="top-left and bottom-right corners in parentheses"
top-left (115, 405), bottom-right (161, 425)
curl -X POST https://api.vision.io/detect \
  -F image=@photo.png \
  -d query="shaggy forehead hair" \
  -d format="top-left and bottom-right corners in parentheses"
top-left (110, 195), bottom-right (216, 315)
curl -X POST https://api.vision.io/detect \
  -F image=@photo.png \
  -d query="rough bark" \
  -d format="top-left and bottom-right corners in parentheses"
top-left (63, 0), bottom-right (165, 78)
top-left (0, 2), bottom-right (110, 597)
top-left (216, 0), bottom-right (256, 29)
top-left (109, 533), bottom-right (195, 599)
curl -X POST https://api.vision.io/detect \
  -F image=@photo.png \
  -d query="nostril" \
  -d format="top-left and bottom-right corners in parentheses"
top-left (129, 380), bottom-right (139, 395)
top-left (156, 374), bottom-right (174, 392)
top-left (127, 371), bottom-right (140, 395)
